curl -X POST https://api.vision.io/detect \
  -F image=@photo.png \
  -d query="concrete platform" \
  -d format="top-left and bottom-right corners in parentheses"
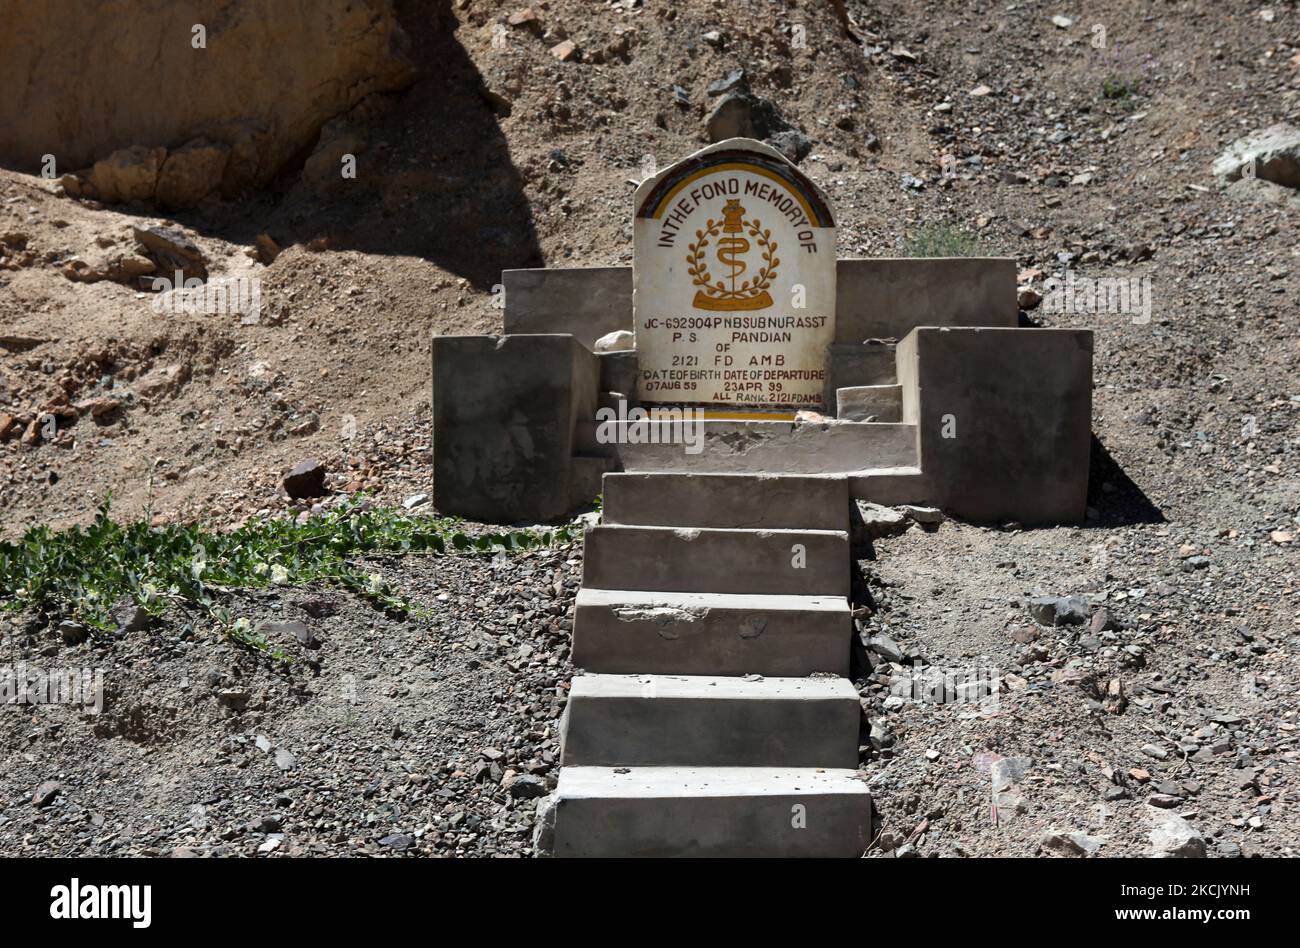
top-left (601, 472), bottom-right (849, 530)
top-left (539, 766), bottom-right (872, 857)
top-left (572, 588), bottom-right (850, 676)
top-left (560, 673), bottom-right (861, 768)
top-left (582, 525), bottom-right (850, 596)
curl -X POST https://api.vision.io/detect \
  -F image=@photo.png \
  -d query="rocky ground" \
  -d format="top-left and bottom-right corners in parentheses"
top-left (1, 0), bottom-right (1297, 856)
top-left (1, 542), bottom-right (582, 857)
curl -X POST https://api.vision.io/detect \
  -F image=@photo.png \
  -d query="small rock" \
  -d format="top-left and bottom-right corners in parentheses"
top-left (1147, 793), bottom-right (1183, 808)
top-left (283, 459), bottom-right (327, 499)
top-left (1212, 123), bottom-right (1300, 188)
top-left (507, 774), bottom-right (549, 800)
top-left (1040, 829), bottom-right (1103, 856)
top-left (273, 748), bottom-right (297, 771)
top-left (898, 504), bottom-right (944, 525)
top-left (706, 69), bottom-right (747, 97)
top-left (1147, 809), bottom-right (1206, 858)
top-left (1140, 743), bottom-right (1170, 761)
top-left (1027, 595), bottom-right (1089, 626)
top-left (32, 781), bottom-right (61, 807)
top-left (379, 833), bottom-right (415, 851)
top-left (549, 39), bottom-right (577, 61)
top-left (866, 633), bottom-right (906, 664)
top-left (857, 501), bottom-right (908, 538)
top-left (594, 330), bottom-right (635, 353)
top-left (216, 688), bottom-right (250, 711)
top-left (58, 620), bottom-right (89, 645)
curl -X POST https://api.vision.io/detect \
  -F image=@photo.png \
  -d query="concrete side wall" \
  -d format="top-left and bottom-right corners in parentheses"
top-left (835, 258), bottom-right (1018, 343)
top-left (906, 327), bottom-right (1093, 525)
top-left (499, 258), bottom-right (1017, 349)
top-left (431, 334), bottom-right (598, 522)
top-left (502, 267), bottom-right (632, 347)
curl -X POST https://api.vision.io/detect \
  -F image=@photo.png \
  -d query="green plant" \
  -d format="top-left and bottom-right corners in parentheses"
top-left (904, 225), bottom-right (982, 258)
top-left (0, 497), bottom-right (574, 654)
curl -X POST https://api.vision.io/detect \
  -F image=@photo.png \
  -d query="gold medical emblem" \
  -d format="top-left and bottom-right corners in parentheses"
top-left (686, 199), bottom-right (778, 311)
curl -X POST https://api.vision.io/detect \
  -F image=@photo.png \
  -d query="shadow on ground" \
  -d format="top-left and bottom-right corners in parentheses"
top-left (1086, 434), bottom-right (1165, 526)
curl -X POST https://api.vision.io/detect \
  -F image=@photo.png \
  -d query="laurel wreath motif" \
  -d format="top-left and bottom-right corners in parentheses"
top-left (685, 217), bottom-right (780, 300)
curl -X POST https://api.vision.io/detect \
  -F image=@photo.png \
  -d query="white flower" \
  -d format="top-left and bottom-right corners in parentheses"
top-left (270, 564), bottom-right (288, 585)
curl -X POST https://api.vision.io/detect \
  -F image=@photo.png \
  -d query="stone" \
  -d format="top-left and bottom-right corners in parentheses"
top-left (1212, 123), bottom-right (1300, 188)
top-left (857, 501), bottom-right (908, 538)
top-left (549, 39), bottom-right (578, 61)
top-left (32, 781), bottom-right (61, 807)
top-left (379, 833), bottom-right (415, 850)
top-left (216, 688), bottom-right (250, 711)
top-left (1027, 594), bottom-right (1090, 626)
top-left (283, 459), bottom-right (327, 499)
top-left (254, 233), bottom-right (281, 264)
top-left (866, 633), bottom-right (906, 664)
top-left (706, 70), bottom-right (748, 97)
top-left (703, 95), bottom-right (810, 161)
top-left (132, 225), bottom-right (208, 282)
top-left (115, 604), bottom-right (151, 633)
top-left (1147, 809), bottom-right (1206, 858)
top-left (58, 620), bottom-right (89, 645)
top-left (273, 748), bottom-right (297, 771)
top-left (898, 504), bottom-right (944, 525)
top-left (506, 774), bottom-right (549, 800)
top-left (594, 330), bottom-right (634, 353)
top-left (86, 146), bottom-right (166, 203)
top-left (1040, 829), bottom-right (1103, 856)
top-left (155, 138), bottom-right (231, 209)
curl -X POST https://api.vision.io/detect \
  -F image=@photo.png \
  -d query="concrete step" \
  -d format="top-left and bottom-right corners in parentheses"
top-left (602, 472), bottom-right (848, 530)
top-left (826, 341), bottom-right (897, 404)
top-left (582, 525), bottom-right (849, 596)
top-left (837, 384), bottom-right (902, 423)
top-left (612, 419), bottom-right (917, 474)
top-left (573, 589), bottom-right (849, 677)
top-left (849, 466), bottom-right (927, 506)
top-left (538, 766), bottom-right (872, 857)
top-left (560, 673), bottom-right (861, 768)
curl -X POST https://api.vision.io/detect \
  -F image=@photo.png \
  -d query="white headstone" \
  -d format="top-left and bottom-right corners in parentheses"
top-left (632, 139), bottom-right (836, 412)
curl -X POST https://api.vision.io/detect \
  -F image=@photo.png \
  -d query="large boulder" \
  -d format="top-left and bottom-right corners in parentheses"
top-left (0, 0), bottom-right (416, 204)
top-left (1213, 123), bottom-right (1300, 189)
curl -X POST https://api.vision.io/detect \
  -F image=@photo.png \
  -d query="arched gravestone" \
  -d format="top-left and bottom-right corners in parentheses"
top-left (633, 138), bottom-right (837, 413)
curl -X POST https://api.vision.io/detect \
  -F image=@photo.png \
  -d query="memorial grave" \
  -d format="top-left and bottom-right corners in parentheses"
top-left (430, 139), bottom-right (1094, 856)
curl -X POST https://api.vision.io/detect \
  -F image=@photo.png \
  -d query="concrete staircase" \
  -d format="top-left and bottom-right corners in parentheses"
top-left (537, 472), bottom-right (871, 857)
